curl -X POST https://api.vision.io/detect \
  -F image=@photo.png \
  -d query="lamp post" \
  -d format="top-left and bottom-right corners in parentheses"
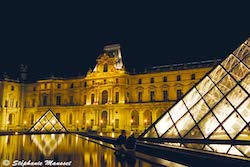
top-left (111, 119), bottom-right (114, 132)
top-left (130, 119), bottom-right (134, 131)
top-left (144, 119), bottom-right (147, 130)
top-left (76, 120), bottom-right (79, 131)
top-left (23, 121), bottom-right (27, 132)
top-left (86, 120), bottom-right (89, 131)
top-left (100, 120), bottom-right (103, 133)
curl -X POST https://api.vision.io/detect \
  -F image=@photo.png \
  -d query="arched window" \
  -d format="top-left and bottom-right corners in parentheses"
top-left (103, 63), bottom-right (108, 72)
top-left (102, 90), bottom-right (108, 104)
top-left (144, 110), bottom-right (152, 126)
top-left (69, 113), bottom-right (73, 124)
top-left (131, 110), bottom-right (139, 127)
top-left (30, 114), bottom-right (34, 124)
top-left (101, 111), bottom-right (108, 128)
top-left (8, 114), bottom-right (14, 125)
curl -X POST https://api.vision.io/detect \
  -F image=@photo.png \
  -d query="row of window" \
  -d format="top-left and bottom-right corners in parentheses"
top-left (4, 100), bottom-right (18, 108)
top-left (37, 89), bottom-right (184, 106)
top-left (138, 74), bottom-right (196, 84)
top-left (37, 74), bottom-right (195, 91)
top-left (137, 90), bottom-right (183, 102)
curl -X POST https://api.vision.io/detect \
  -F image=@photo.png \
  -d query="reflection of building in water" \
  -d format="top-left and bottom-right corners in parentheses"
top-left (0, 44), bottom-right (219, 132)
top-left (31, 134), bottom-right (65, 156)
top-left (140, 38), bottom-right (250, 158)
top-left (0, 134), bottom-right (155, 167)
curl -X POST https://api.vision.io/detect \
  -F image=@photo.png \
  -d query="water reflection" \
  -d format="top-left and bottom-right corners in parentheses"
top-left (0, 134), bottom-right (160, 167)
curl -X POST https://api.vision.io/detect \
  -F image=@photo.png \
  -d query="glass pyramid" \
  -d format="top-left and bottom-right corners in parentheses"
top-left (29, 109), bottom-right (67, 133)
top-left (139, 37), bottom-right (250, 158)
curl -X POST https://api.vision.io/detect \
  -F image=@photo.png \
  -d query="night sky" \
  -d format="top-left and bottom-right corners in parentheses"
top-left (0, 1), bottom-right (249, 80)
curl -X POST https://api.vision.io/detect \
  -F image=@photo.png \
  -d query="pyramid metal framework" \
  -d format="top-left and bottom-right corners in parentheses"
top-left (139, 38), bottom-right (250, 158)
top-left (29, 109), bottom-right (67, 133)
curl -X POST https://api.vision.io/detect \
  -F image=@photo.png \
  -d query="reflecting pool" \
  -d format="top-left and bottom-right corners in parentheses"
top-left (0, 134), bottom-right (168, 167)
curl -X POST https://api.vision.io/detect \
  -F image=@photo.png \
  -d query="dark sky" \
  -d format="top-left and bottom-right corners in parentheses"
top-left (0, 1), bottom-right (249, 80)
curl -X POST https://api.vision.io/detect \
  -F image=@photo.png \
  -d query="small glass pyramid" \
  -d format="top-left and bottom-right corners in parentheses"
top-left (139, 37), bottom-right (250, 158)
top-left (29, 109), bottom-right (67, 133)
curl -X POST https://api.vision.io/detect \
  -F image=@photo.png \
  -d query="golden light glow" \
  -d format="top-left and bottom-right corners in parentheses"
top-left (23, 121), bottom-right (27, 125)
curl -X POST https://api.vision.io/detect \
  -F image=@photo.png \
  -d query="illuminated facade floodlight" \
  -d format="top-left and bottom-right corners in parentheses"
top-left (29, 109), bottom-right (67, 133)
top-left (139, 37), bottom-right (250, 158)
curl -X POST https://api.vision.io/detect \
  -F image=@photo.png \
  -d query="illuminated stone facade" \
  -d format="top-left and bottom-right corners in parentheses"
top-left (0, 44), bottom-right (216, 133)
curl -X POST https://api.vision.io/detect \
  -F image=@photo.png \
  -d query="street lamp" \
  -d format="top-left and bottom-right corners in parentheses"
top-left (86, 120), bottom-right (89, 131)
top-left (23, 121), bottom-right (27, 131)
top-left (76, 120), bottom-right (79, 131)
top-left (130, 119), bottom-right (134, 131)
top-left (144, 119), bottom-right (147, 130)
top-left (111, 119), bottom-right (115, 132)
top-left (100, 120), bottom-right (103, 132)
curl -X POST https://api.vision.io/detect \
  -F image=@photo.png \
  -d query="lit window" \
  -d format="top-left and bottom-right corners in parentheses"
top-left (115, 92), bottom-right (119, 103)
top-left (70, 96), bottom-right (74, 105)
top-left (177, 75), bottom-right (181, 81)
top-left (191, 74), bottom-right (195, 80)
top-left (138, 92), bottom-right (143, 102)
top-left (138, 79), bottom-right (142, 84)
top-left (177, 89), bottom-right (183, 99)
top-left (56, 95), bottom-right (61, 105)
top-left (43, 95), bottom-right (48, 106)
top-left (163, 90), bottom-right (168, 101)
top-left (150, 78), bottom-right (154, 83)
top-left (102, 90), bottom-right (108, 104)
top-left (163, 76), bottom-right (167, 82)
top-left (103, 63), bottom-right (108, 72)
top-left (150, 91), bottom-right (155, 102)
top-left (91, 94), bottom-right (95, 104)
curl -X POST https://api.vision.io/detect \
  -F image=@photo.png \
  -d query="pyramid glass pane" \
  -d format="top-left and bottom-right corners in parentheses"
top-left (236, 145), bottom-right (250, 157)
top-left (209, 65), bottom-right (227, 84)
top-left (237, 98), bottom-right (250, 123)
top-left (198, 112), bottom-right (220, 138)
top-left (209, 126), bottom-right (230, 140)
top-left (216, 74), bottom-right (236, 95)
top-left (222, 112), bottom-right (246, 139)
top-left (226, 86), bottom-right (248, 108)
top-left (189, 99), bottom-right (209, 123)
top-left (144, 127), bottom-right (158, 138)
top-left (183, 88), bottom-right (201, 109)
top-left (29, 110), bottom-right (67, 133)
top-left (242, 53), bottom-right (250, 68)
top-left (212, 98), bottom-right (234, 122)
top-left (140, 38), bottom-right (250, 158)
top-left (176, 112), bottom-right (195, 137)
top-left (196, 76), bottom-right (214, 96)
top-left (230, 62), bottom-right (249, 81)
top-left (169, 100), bottom-right (188, 123)
top-left (221, 54), bottom-right (239, 72)
top-left (155, 113), bottom-right (173, 136)
top-left (241, 73), bottom-right (250, 93)
top-left (228, 146), bottom-right (244, 156)
top-left (184, 126), bottom-right (204, 139)
top-left (162, 126), bottom-right (180, 138)
top-left (203, 86), bottom-right (223, 108)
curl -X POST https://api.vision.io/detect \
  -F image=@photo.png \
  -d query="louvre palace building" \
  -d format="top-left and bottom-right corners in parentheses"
top-left (0, 44), bottom-right (219, 133)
